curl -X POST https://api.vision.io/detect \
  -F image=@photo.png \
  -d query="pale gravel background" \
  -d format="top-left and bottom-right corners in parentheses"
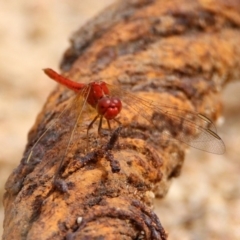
top-left (0, 1), bottom-right (239, 239)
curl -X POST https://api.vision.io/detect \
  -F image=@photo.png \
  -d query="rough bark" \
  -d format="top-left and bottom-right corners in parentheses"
top-left (3, 0), bottom-right (240, 239)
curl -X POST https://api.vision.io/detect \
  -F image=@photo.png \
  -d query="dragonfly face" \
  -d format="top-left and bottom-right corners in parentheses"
top-left (96, 96), bottom-right (122, 120)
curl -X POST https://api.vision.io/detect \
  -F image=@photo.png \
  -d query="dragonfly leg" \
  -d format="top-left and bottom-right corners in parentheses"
top-left (97, 116), bottom-right (104, 136)
top-left (98, 118), bottom-right (112, 137)
top-left (86, 115), bottom-right (99, 151)
top-left (107, 119), bottom-right (112, 132)
top-left (87, 115), bottom-right (100, 134)
top-left (113, 118), bottom-right (122, 127)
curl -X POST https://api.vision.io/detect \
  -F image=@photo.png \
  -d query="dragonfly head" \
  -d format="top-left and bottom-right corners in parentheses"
top-left (96, 96), bottom-right (122, 120)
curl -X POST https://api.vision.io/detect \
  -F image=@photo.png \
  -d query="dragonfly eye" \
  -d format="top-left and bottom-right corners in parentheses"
top-left (97, 97), bottom-right (122, 119)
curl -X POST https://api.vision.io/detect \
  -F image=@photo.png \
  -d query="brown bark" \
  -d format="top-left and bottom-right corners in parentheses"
top-left (3, 0), bottom-right (240, 239)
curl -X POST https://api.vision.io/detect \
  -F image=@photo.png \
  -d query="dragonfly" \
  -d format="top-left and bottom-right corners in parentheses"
top-left (26, 69), bottom-right (225, 182)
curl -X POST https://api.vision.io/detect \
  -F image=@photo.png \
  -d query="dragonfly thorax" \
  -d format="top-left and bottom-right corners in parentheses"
top-left (86, 81), bottom-right (110, 107)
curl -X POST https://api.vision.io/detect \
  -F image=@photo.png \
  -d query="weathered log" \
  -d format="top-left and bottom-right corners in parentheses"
top-left (3, 0), bottom-right (240, 239)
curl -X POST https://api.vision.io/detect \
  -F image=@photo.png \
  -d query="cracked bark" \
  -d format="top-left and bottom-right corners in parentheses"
top-left (3, 0), bottom-right (240, 239)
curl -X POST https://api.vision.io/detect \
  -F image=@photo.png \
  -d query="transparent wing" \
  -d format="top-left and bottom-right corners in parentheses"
top-left (108, 84), bottom-right (225, 154)
top-left (25, 85), bottom-right (92, 171)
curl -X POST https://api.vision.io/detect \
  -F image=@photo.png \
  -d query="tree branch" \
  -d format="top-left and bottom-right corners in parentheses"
top-left (3, 0), bottom-right (240, 239)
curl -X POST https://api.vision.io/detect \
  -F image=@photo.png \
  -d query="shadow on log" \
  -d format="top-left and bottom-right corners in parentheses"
top-left (3, 0), bottom-right (240, 239)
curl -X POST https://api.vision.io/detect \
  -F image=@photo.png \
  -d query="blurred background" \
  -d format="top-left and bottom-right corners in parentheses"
top-left (0, 1), bottom-right (239, 239)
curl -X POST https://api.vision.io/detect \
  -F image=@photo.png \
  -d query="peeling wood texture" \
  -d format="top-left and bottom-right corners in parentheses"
top-left (3, 0), bottom-right (240, 239)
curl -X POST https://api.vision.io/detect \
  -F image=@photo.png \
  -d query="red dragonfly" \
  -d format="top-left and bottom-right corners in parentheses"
top-left (27, 69), bottom-right (225, 178)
